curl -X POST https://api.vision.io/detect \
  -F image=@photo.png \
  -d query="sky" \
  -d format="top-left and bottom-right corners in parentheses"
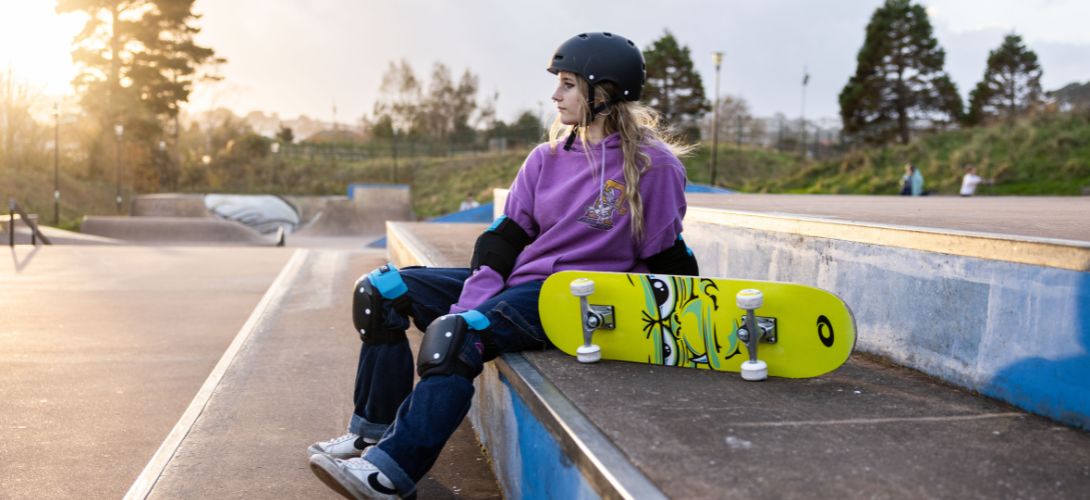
top-left (2, 0), bottom-right (1089, 125)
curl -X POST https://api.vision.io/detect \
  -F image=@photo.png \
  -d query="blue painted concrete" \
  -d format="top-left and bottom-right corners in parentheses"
top-left (467, 363), bottom-right (598, 498)
top-left (685, 183), bottom-right (735, 194)
top-left (506, 376), bottom-right (597, 499)
top-left (429, 203), bottom-right (495, 223)
top-left (685, 221), bottom-right (1090, 429)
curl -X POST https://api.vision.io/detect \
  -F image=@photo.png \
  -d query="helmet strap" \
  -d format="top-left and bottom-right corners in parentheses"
top-left (563, 126), bottom-right (579, 151)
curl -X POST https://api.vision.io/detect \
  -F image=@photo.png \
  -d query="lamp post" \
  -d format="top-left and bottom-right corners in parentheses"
top-left (391, 126), bottom-right (399, 183)
top-left (157, 139), bottom-right (167, 187)
top-left (114, 123), bottom-right (123, 213)
top-left (710, 51), bottom-right (723, 186)
top-left (800, 67), bottom-right (809, 159)
top-left (53, 102), bottom-right (60, 225)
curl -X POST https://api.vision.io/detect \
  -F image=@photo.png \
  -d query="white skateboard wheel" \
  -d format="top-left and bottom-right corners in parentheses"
top-left (576, 344), bottom-right (602, 363)
top-left (736, 289), bottom-right (764, 310)
top-left (571, 278), bottom-right (595, 297)
top-left (740, 360), bottom-right (768, 381)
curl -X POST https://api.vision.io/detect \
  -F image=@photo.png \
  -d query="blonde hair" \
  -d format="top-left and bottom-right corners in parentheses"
top-left (549, 79), bottom-right (694, 243)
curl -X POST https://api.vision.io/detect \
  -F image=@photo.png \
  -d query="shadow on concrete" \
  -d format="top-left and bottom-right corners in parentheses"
top-left (8, 244), bottom-right (40, 273)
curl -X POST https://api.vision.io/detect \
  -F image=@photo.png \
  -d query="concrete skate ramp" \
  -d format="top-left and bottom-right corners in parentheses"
top-left (204, 194), bottom-right (300, 235)
top-left (80, 216), bottom-right (274, 246)
top-left (282, 195), bottom-right (335, 229)
top-left (131, 194), bottom-right (211, 218)
top-left (2, 217), bottom-right (122, 245)
top-left (292, 186), bottom-right (413, 237)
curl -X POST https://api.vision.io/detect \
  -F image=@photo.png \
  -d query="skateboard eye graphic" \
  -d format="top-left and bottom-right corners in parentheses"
top-left (817, 315), bottom-right (834, 347)
top-left (648, 276), bottom-right (675, 320)
top-left (639, 275), bottom-right (678, 366)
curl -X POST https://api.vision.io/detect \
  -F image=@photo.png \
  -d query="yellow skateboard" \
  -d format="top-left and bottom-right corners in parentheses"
top-left (539, 270), bottom-right (856, 380)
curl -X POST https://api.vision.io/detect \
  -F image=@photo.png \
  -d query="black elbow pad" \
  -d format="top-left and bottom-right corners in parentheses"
top-left (646, 237), bottom-right (699, 276)
top-left (470, 216), bottom-right (531, 279)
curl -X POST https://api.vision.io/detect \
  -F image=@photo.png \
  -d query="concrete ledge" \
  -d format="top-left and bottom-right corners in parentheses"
top-left (494, 188), bottom-right (1089, 429)
top-left (386, 221), bottom-right (665, 499)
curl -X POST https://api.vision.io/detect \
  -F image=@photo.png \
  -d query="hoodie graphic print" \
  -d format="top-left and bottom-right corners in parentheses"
top-left (578, 178), bottom-right (628, 230)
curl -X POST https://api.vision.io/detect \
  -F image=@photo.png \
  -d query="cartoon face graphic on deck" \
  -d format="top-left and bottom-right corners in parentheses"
top-left (628, 274), bottom-right (741, 369)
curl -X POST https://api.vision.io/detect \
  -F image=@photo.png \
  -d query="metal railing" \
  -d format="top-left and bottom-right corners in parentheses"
top-left (8, 199), bottom-right (52, 246)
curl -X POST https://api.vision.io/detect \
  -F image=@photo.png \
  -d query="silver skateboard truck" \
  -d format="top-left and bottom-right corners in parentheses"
top-left (570, 278), bottom-right (614, 363)
top-left (736, 289), bottom-right (769, 381)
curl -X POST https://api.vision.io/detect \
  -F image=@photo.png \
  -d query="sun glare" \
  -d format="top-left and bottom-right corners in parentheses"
top-left (0, 2), bottom-right (84, 96)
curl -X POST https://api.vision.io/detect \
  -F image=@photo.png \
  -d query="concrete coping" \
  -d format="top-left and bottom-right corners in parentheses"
top-left (385, 221), bottom-right (666, 499)
top-left (686, 207), bottom-right (1090, 272)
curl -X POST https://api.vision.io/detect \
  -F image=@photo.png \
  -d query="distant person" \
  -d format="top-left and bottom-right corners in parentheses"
top-left (900, 164), bottom-right (913, 196)
top-left (458, 193), bottom-right (480, 211)
top-left (960, 167), bottom-right (986, 197)
top-left (900, 163), bottom-right (925, 196)
top-left (910, 165), bottom-right (925, 196)
top-left (307, 31), bottom-right (698, 499)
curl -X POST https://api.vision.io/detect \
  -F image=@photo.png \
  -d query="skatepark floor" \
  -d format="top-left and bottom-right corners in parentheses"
top-left (0, 246), bottom-right (500, 499)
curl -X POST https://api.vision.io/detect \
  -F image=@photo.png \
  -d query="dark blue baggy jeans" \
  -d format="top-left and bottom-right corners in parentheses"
top-left (347, 267), bottom-right (547, 497)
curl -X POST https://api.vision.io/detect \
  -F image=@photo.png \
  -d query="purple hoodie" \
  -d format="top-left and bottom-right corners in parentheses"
top-left (450, 132), bottom-right (687, 313)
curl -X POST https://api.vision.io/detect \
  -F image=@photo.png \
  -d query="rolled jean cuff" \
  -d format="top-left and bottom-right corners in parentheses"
top-left (363, 446), bottom-right (416, 498)
top-left (349, 414), bottom-right (389, 441)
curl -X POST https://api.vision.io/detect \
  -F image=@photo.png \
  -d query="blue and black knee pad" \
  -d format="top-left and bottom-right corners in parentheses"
top-left (353, 263), bottom-right (413, 345)
top-left (418, 311), bottom-right (490, 379)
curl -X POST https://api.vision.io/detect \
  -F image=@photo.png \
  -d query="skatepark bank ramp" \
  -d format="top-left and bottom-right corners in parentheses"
top-left (80, 216), bottom-right (279, 246)
top-left (289, 185), bottom-right (413, 237)
top-left (87, 187), bottom-right (415, 245)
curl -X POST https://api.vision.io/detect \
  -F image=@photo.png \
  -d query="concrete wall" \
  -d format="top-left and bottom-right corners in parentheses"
top-left (292, 186), bottom-right (414, 237)
top-left (468, 365), bottom-right (598, 499)
top-left (350, 184), bottom-right (413, 222)
top-left (683, 211), bottom-right (1090, 430)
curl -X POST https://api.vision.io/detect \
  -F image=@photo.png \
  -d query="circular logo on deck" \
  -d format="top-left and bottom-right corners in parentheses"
top-left (817, 315), bottom-right (834, 347)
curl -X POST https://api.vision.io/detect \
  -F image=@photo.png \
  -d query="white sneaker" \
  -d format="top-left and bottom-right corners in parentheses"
top-left (309, 455), bottom-right (399, 499)
top-left (307, 432), bottom-right (376, 460)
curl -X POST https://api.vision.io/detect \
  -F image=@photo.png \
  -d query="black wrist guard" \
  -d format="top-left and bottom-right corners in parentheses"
top-left (646, 237), bottom-right (699, 276)
top-left (470, 216), bottom-right (531, 279)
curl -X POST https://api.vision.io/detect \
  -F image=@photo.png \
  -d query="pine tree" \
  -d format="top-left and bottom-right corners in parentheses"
top-left (57, 0), bottom-right (221, 189)
top-left (58, 0), bottom-right (220, 133)
top-left (966, 33), bottom-right (1044, 125)
top-left (839, 0), bottom-right (961, 144)
top-left (642, 31), bottom-right (709, 140)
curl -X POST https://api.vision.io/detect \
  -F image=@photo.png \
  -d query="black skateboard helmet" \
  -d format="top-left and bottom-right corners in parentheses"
top-left (547, 32), bottom-right (646, 102)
